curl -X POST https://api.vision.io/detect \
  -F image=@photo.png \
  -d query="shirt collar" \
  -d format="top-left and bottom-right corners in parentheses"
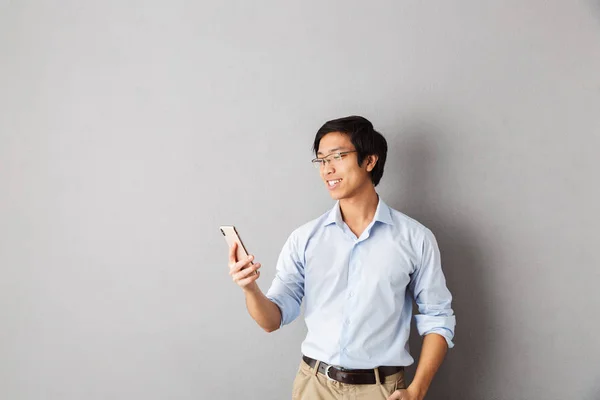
top-left (323, 201), bottom-right (343, 227)
top-left (323, 196), bottom-right (394, 228)
top-left (373, 197), bottom-right (394, 226)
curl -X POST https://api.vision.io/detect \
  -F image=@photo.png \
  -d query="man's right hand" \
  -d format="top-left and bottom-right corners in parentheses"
top-left (228, 242), bottom-right (262, 291)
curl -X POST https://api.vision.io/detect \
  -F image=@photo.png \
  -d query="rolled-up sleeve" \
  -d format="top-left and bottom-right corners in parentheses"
top-left (411, 228), bottom-right (456, 348)
top-left (266, 233), bottom-right (305, 327)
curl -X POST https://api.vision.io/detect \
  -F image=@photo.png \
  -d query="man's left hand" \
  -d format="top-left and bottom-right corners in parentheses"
top-left (386, 386), bottom-right (422, 400)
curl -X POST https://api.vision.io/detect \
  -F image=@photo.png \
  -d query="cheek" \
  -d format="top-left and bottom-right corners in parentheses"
top-left (343, 167), bottom-right (358, 181)
top-left (344, 170), bottom-right (368, 187)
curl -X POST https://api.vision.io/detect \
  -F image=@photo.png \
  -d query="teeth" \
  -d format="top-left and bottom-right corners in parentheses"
top-left (328, 179), bottom-right (341, 186)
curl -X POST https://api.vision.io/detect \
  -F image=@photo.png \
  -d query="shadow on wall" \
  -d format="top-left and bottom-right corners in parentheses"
top-left (385, 123), bottom-right (493, 400)
top-left (589, 0), bottom-right (600, 22)
top-left (588, 382), bottom-right (600, 400)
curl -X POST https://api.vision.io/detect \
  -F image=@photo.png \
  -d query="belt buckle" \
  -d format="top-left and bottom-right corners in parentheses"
top-left (325, 365), bottom-right (335, 381)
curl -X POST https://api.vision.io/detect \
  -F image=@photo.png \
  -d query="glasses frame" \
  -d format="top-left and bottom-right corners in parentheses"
top-left (311, 150), bottom-right (357, 169)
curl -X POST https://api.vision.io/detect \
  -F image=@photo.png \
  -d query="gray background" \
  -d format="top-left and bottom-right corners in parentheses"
top-left (1, 1), bottom-right (599, 399)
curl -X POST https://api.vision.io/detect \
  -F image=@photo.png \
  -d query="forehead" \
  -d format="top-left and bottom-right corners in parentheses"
top-left (317, 132), bottom-right (353, 154)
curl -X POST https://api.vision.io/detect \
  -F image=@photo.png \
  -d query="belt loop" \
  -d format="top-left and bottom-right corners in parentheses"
top-left (313, 361), bottom-right (321, 376)
top-left (374, 367), bottom-right (381, 385)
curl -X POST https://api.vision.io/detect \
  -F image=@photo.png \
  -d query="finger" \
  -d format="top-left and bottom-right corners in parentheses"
top-left (237, 270), bottom-right (260, 287)
top-left (233, 263), bottom-right (261, 281)
top-left (228, 242), bottom-right (238, 264)
top-left (229, 255), bottom-right (254, 274)
top-left (232, 263), bottom-right (260, 283)
top-left (387, 389), bottom-right (406, 400)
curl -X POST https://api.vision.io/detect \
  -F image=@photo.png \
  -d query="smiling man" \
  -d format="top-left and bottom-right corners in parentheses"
top-left (228, 116), bottom-right (456, 400)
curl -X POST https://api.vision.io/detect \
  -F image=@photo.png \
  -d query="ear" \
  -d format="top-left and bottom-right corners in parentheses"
top-left (365, 155), bottom-right (378, 172)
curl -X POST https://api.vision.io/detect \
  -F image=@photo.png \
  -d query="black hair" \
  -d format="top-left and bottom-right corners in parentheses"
top-left (312, 115), bottom-right (388, 186)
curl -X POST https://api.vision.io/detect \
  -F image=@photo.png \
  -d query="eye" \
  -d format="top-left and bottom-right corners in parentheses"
top-left (313, 159), bottom-right (325, 166)
top-left (333, 153), bottom-right (343, 161)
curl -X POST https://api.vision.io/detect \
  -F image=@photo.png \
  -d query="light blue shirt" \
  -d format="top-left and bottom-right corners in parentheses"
top-left (266, 197), bottom-right (456, 369)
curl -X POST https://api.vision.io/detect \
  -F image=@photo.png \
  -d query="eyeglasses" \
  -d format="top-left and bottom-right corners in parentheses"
top-left (311, 151), bottom-right (357, 169)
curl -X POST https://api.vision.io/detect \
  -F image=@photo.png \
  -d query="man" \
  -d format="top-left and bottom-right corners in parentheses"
top-left (228, 116), bottom-right (455, 400)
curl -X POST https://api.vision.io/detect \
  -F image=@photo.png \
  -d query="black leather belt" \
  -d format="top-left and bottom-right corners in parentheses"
top-left (302, 355), bottom-right (404, 385)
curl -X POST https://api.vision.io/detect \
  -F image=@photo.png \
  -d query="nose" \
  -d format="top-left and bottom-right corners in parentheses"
top-left (323, 161), bottom-right (335, 175)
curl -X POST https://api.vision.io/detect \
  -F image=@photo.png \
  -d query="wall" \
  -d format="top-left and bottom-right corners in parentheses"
top-left (1, 1), bottom-right (599, 399)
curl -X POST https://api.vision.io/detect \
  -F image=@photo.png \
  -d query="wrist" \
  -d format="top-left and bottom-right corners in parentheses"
top-left (242, 282), bottom-right (261, 295)
top-left (407, 383), bottom-right (427, 400)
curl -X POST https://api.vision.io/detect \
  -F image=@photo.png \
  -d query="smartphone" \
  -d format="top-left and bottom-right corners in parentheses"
top-left (219, 225), bottom-right (257, 275)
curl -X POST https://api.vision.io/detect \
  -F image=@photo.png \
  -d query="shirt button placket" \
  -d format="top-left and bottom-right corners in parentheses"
top-left (341, 244), bottom-right (359, 364)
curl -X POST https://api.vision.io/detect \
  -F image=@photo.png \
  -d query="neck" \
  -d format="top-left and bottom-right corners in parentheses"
top-left (339, 187), bottom-right (379, 227)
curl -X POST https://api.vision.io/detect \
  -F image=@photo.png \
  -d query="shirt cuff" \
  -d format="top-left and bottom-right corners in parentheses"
top-left (266, 293), bottom-right (299, 328)
top-left (414, 314), bottom-right (456, 348)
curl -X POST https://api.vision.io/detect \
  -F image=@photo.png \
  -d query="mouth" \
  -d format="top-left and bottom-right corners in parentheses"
top-left (326, 179), bottom-right (342, 190)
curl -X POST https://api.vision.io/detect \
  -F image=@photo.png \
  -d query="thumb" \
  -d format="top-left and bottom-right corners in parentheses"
top-left (387, 389), bottom-right (406, 400)
top-left (229, 241), bottom-right (238, 263)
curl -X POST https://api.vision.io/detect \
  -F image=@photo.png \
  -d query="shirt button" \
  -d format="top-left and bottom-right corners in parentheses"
top-left (348, 292), bottom-right (354, 298)
top-left (345, 319), bottom-right (351, 325)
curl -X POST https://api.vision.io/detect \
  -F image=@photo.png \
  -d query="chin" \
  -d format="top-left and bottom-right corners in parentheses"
top-left (329, 191), bottom-right (346, 200)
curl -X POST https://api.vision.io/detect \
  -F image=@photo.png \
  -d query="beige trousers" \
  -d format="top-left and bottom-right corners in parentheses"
top-left (291, 359), bottom-right (406, 400)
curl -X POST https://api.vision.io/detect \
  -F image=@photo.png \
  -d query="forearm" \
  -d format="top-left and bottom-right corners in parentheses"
top-left (244, 284), bottom-right (282, 332)
top-left (408, 333), bottom-right (448, 400)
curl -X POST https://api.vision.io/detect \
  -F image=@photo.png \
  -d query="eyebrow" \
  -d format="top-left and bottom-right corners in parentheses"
top-left (317, 147), bottom-right (349, 156)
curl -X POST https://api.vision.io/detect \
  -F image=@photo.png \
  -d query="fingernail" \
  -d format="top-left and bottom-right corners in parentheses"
top-left (248, 255), bottom-right (254, 261)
